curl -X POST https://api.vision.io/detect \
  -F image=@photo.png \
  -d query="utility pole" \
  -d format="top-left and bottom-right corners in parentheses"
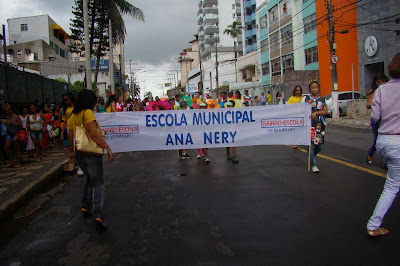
top-left (198, 48), bottom-right (203, 95)
top-left (215, 40), bottom-right (219, 94)
top-left (109, 19), bottom-right (114, 94)
top-left (327, 0), bottom-right (339, 119)
top-left (2, 25), bottom-right (7, 63)
top-left (83, 0), bottom-right (92, 91)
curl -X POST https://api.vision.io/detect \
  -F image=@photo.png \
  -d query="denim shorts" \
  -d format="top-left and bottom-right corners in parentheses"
top-left (30, 130), bottom-right (43, 141)
top-left (6, 134), bottom-right (17, 141)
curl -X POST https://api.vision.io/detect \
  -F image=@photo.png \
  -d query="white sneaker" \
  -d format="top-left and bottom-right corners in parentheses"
top-left (77, 168), bottom-right (84, 176)
top-left (311, 166), bottom-right (320, 173)
top-left (204, 157), bottom-right (210, 163)
top-left (197, 155), bottom-right (202, 159)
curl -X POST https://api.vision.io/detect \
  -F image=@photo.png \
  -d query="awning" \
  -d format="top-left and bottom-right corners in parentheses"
top-left (52, 24), bottom-right (70, 39)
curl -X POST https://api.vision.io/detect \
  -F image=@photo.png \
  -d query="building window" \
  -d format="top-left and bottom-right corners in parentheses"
top-left (233, 13), bottom-right (236, 18)
top-left (305, 46), bottom-right (318, 65)
top-left (34, 53), bottom-right (39, 61)
top-left (282, 53), bottom-right (294, 74)
top-left (55, 44), bottom-right (59, 55)
top-left (262, 62), bottom-right (270, 75)
top-left (232, 4), bottom-right (235, 9)
top-left (303, 13), bottom-right (316, 34)
top-left (281, 24), bottom-right (293, 46)
top-left (20, 24), bottom-right (28, 31)
top-left (280, 0), bottom-right (291, 17)
top-left (269, 31), bottom-right (279, 51)
top-left (260, 15), bottom-right (268, 29)
top-left (271, 58), bottom-right (281, 76)
top-left (269, 5), bottom-right (278, 26)
top-left (74, 57), bottom-right (80, 61)
top-left (261, 38), bottom-right (269, 53)
top-left (60, 48), bottom-right (65, 58)
top-left (18, 50), bottom-right (22, 55)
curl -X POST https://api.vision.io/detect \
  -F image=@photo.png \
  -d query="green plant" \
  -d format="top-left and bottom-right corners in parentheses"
top-left (71, 81), bottom-right (98, 94)
top-left (55, 78), bottom-right (67, 83)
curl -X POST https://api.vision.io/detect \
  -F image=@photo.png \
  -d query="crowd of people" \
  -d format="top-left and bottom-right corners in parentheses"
top-left (1, 53), bottom-right (398, 235)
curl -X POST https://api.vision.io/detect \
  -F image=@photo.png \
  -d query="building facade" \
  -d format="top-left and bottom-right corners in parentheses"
top-left (242, 0), bottom-right (258, 54)
top-left (356, 0), bottom-right (400, 95)
top-left (197, 0), bottom-right (244, 91)
top-left (7, 15), bottom-right (71, 61)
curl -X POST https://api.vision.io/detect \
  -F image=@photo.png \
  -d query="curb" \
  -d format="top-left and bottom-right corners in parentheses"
top-left (0, 159), bottom-right (68, 223)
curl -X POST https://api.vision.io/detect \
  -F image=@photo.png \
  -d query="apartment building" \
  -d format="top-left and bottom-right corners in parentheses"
top-left (197, 0), bottom-right (244, 91)
top-left (242, 0), bottom-right (258, 54)
top-left (7, 15), bottom-right (71, 61)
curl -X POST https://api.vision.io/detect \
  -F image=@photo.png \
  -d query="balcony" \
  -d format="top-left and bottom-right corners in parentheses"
top-left (236, 7), bottom-right (241, 15)
top-left (204, 26), bottom-right (219, 35)
top-left (197, 17), bottom-right (203, 25)
top-left (203, 0), bottom-right (217, 7)
top-left (204, 17), bottom-right (218, 25)
top-left (246, 30), bottom-right (253, 38)
top-left (235, 0), bottom-right (241, 4)
top-left (245, 1), bottom-right (252, 8)
top-left (245, 15), bottom-right (252, 24)
top-left (199, 26), bottom-right (204, 32)
top-left (205, 36), bottom-right (220, 44)
top-left (198, 1), bottom-right (203, 8)
top-left (203, 7), bottom-right (218, 15)
top-left (199, 34), bottom-right (205, 41)
top-left (197, 9), bottom-right (203, 16)
top-left (252, 28), bottom-right (257, 36)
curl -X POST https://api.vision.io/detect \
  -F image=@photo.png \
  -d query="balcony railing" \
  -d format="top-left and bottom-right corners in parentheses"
top-left (204, 18), bottom-right (219, 25)
top-left (203, 0), bottom-right (217, 7)
top-left (197, 17), bottom-right (203, 25)
top-left (205, 36), bottom-right (220, 44)
top-left (204, 26), bottom-right (219, 35)
top-left (198, 1), bottom-right (203, 8)
top-left (203, 7), bottom-right (218, 15)
top-left (197, 9), bottom-right (203, 16)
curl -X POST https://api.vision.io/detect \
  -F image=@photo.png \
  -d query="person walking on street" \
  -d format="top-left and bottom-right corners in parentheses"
top-left (261, 92), bottom-right (267, 105)
top-left (68, 89), bottom-right (113, 231)
top-left (4, 104), bottom-right (22, 168)
top-left (301, 82), bottom-right (328, 173)
top-left (288, 85), bottom-right (304, 149)
top-left (267, 91), bottom-right (272, 105)
top-left (178, 101), bottom-right (192, 160)
top-left (366, 73), bottom-right (389, 165)
top-left (26, 104), bottom-right (47, 162)
top-left (366, 53), bottom-right (400, 237)
top-left (276, 91), bottom-right (284, 105)
top-left (226, 100), bottom-right (239, 163)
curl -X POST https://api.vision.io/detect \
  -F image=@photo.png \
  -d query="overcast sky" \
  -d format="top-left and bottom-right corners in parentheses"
top-left (0, 0), bottom-right (198, 97)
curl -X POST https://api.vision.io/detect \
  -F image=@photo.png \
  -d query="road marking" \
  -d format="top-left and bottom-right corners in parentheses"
top-left (296, 147), bottom-right (387, 178)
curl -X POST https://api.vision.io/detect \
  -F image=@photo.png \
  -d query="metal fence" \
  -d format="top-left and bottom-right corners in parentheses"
top-left (0, 62), bottom-right (68, 106)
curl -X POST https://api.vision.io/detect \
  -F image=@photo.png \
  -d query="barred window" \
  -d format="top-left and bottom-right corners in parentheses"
top-left (271, 58), bottom-right (281, 76)
top-left (269, 31), bottom-right (279, 51)
top-left (280, 0), bottom-right (291, 18)
top-left (282, 53), bottom-right (294, 74)
top-left (262, 62), bottom-right (270, 75)
top-left (269, 5), bottom-right (278, 26)
top-left (21, 24), bottom-right (28, 31)
top-left (305, 46), bottom-right (318, 65)
top-left (260, 15), bottom-right (268, 29)
top-left (303, 13), bottom-right (316, 34)
top-left (281, 24), bottom-right (293, 46)
top-left (261, 38), bottom-right (269, 53)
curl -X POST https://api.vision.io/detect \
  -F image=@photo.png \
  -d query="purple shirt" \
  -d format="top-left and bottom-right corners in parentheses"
top-left (371, 79), bottom-right (400, 135)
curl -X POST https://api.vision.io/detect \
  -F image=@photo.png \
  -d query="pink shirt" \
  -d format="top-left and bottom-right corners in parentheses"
top-left (371, 79), bottom-right (400, 135)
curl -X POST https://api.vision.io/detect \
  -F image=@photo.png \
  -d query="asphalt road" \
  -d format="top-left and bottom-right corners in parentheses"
top-left (0, 125), bottom-right (398, 265)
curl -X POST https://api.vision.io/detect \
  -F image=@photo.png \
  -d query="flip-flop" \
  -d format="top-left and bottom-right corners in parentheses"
top-left (81, 208), bottom-right (94, 218)
top-left (95, 218), bottom-right (108, 231)
top-left (367, 227), bottom-right (389, 237)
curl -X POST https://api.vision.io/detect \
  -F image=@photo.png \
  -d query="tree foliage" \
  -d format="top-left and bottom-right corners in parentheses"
top-left (144, 91), bottom-right (153, 100)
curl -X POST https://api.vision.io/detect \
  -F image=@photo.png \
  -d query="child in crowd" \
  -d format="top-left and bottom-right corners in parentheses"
top-left (226, 100), bottom-right (239, 163)
top-left (196, 103), bottom-right (210, 163)
top-left (178, 100), bottom-right (192, 159)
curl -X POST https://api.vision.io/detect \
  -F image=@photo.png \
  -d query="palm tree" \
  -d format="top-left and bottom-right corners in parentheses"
top-left (93, 0), bottom-right (145, 85)
top-left (224, 21), bottom-right (243, 82)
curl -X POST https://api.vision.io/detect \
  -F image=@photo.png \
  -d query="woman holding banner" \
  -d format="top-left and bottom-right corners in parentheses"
top-left (301, 81), bottom-right (328, 173)
top-left (288, 85), bottom-right (304, 149)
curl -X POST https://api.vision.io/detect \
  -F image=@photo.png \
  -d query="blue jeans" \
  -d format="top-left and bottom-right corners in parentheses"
top-left (309, 143), bottom-right (322, 167)
top-left (367, 135), bottom-right (400, 230)
top-left (75, 152), bottom-right (105, 219)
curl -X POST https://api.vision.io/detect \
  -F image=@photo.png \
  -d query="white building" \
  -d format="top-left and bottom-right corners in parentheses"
top-left (7, 14), bottom-right (71, 61)
top-left (197, 0), bottom-right (244, 92)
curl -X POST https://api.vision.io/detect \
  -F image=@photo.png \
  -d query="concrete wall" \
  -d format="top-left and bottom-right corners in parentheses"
top-left (357, 0), bottom-right (400, 95)
top-left (282, 69), bottom-right (319, 101)
top-left (347, 100), bottom-right (371, 119)
top-left (8, 15), bottom-right (49, 44)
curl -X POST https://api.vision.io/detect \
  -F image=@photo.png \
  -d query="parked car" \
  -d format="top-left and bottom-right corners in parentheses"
top-left (325, 91), bottom-right (366, 116)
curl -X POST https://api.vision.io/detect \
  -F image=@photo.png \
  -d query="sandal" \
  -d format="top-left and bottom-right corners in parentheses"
top-left (367, 227), bottom-right (389, 237)
top-left (95, 218), bottom-right (108, 231)
top-left (81, 208), bottom-right (94, 218)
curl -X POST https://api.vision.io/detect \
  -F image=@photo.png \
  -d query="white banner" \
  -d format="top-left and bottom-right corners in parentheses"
top-left (95, 104), bottom-right (311, 153)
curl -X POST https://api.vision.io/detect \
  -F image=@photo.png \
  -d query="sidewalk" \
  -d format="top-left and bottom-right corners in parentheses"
top-left (325, 117), bottom-right (371, 130)
top-left (0, 143), bottom-right (68, 221)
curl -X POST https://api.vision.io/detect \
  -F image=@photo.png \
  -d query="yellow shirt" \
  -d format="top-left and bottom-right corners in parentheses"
top-left (68, 110), bottom-right (99, 138)
top-left (62, 106), bottom-right (74, 122)
top-left (106, 105), bottom-right (111, 113)
top-left (267, 94), bottom-right (272, 103)
top-left (288, 96), bottom-right (303, 104)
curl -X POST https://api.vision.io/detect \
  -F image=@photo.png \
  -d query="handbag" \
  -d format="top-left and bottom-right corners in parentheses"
top-left (75, 110), bottom-right (104, 155)
top-left (17, 130), bottom-right (28, 143)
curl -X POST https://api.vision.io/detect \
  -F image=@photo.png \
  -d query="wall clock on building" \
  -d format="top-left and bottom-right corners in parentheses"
top-left (365, 36), bottom-right (378, 57)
